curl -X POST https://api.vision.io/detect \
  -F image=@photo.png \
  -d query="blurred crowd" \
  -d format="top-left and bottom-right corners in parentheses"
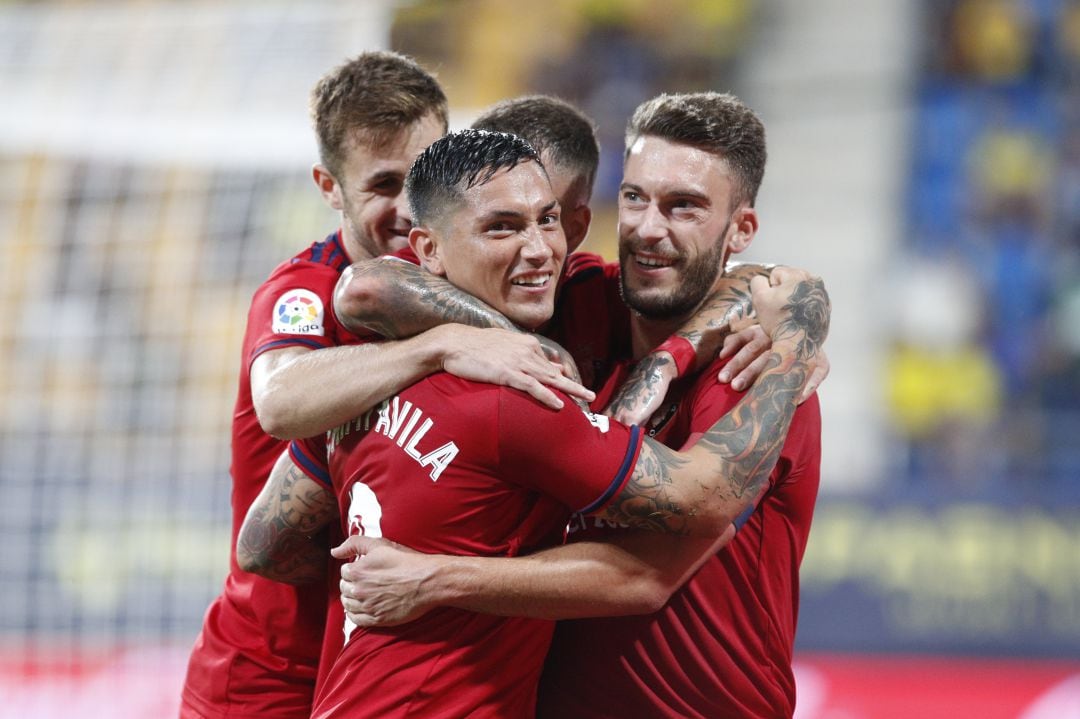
top-left (889, 0), bottom-right (1080, 488)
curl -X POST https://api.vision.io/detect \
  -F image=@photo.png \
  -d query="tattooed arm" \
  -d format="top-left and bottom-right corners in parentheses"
top-left (604, 263), bottom-right (769, 425)
top-left (334, 256), bottom-right (589, 390)
top-left (336, 257), bottom-right (518, 337)
top-left (329, 270), bottom-right (828, 625)
top-left (600, 269), bottom-right (829, 536)
top-left (606, 262), bottom-right (828, 424)
top-left (237, 450), bottom-right (337, 584)
top-left (253, 262), bottom-right (591, 440)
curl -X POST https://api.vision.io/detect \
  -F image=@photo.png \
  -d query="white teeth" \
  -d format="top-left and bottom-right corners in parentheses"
top-left (511, 274), bottom-right (551, 287)
top-left (636, 255), bottom-right (674, 268)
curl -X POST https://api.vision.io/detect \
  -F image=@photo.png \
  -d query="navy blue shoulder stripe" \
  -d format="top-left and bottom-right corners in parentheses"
top-left (326, 232), bottom-right (346, 268)
top-left (732, 502), bottom-right (756, 532)
top-left (289, 441), bottom-right (332, 488)
top-left (579, 424), bottom-right (642, 515)
top-left (254, 337), bottom-right (326, 356)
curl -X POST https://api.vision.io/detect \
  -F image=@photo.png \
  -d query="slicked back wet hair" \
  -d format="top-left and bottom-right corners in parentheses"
top-left (310, 51), bottom-right (448, 180)
top-left (626, 92), bottom-right (767, 207)
top-left (406, 129), bottom-right (542, 227)
top-left (472, 95), bottom-right (599, 200)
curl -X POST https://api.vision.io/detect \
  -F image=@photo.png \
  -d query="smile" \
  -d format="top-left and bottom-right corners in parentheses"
top-left (510, 272), bottom-right (553, 288)
top-left (634, 253), bottom-right (677, 269)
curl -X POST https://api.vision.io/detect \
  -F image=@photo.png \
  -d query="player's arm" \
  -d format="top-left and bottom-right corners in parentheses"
top-left (600, 269), bottom-right (828, 537)
top-left (335, 256), bottom-right (586, 387)
top-left (334, 530), bottom-right (732, 626)
top-left (236, 449), bottom-right (337, 585)
top-left (606, 262), bottom-right (828, 425)
top-left (252, 322), bottom-right (587, 439)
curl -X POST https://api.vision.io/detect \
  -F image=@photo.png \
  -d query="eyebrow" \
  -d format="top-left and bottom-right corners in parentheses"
top-left (363, 169), bottom-right (403, 186)
top-left (619, 182), bottom-right (710, 203)
top-left (476, 200), bottom-right (559, 224)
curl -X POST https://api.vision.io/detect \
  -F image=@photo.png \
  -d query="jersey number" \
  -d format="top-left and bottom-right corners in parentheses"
top-left (343, 481), bottom-right (384, 642)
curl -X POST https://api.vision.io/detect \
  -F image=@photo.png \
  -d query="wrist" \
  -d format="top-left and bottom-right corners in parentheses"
top-left (427, 555), bottom-right (478, 608)
top-left (655, 336), bottom-right (695, 377)
top-left (419, 325), bottom-right (455, 374)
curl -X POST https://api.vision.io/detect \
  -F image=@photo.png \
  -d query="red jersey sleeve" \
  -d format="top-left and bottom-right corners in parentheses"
top-left (288, 436), bottom-right (331, 489)
top-left (247, 261), bottom-right (346, 366)
top-left (495, 389), bottom-right (644, 514)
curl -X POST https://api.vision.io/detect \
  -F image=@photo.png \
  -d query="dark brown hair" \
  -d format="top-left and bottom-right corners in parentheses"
top-left (626, 92), bottom-right (766, 206)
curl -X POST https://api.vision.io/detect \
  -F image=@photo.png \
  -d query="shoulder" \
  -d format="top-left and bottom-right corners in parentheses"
top-left (562, 251), bottom-right (606, 282)
top-left (291, 231), bottom-right (351, 272)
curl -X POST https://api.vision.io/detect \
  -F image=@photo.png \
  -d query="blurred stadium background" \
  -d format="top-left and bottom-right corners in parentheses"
top-left (1, 0), bottom-right (1078, 716)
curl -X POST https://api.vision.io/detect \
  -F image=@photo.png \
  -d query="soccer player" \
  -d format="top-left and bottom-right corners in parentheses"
top-left (336, 93), bottom-right (823, 718)
top-left (179, 53), bottom-right (589, 719)
top-left (236, 128), bottom-right (827, 718)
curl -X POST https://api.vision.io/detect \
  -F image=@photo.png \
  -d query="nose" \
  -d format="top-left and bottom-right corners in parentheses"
top-left (392, 191), bottom-right (412, 226)
top-left (520, 226), bottom-right (554, 264)
top-left (635, 202), bottom-right (667, 245)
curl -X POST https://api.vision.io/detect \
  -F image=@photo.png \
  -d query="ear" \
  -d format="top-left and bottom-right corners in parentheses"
top-left (312, 163), bottom-right (344, 211)
top-left (563, 205), bottom-right (593, 255)
top-left (726, 204), bottom-right (759, 257)
top-left (410, 226), bottom-right (445, 276)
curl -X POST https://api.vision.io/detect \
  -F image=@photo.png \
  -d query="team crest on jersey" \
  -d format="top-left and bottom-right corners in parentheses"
top-left (271, 289), bottom-right (325, 336)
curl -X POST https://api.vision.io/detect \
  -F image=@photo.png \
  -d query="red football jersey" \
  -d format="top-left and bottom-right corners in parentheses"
top-left (181, 231), bottom-right (354, 719)
top-left (310, 251), bottom-right (634, 700)
top-left (291, 375), bottom-right (644, 719)
top-left (538, 356), bottom-right (822, 719)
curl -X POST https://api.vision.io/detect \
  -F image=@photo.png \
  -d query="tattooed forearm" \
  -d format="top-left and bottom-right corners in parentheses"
top-left (602, 439), bottom-right (692, 534)
top-left (237, 461), bottom-right (337, 584)
top-left (695, 352), bottom-right (806, 498)
top-left (600, 341), bottom-right (811, 537)
top-left (670, 262), bottom-right (773, 367)
top-left (604, 352), bottom-right (675, 423)
top-left (336, 258), bottom-right (516, 339)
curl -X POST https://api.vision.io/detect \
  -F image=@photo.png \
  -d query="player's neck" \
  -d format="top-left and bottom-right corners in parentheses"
top-left (337, 225), bottom-right (370, 265)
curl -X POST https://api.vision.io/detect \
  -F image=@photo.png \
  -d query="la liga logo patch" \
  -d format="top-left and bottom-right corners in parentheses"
top-left (271, 289), bottom-right (325, 336)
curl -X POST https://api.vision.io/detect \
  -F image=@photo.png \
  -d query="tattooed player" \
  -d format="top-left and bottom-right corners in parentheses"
top-left (236, 128), bottom-right (827, 718)
top-left (336, 93), bottom-right (827, 718)
top-left (179, 54), bottom-right (598, 719)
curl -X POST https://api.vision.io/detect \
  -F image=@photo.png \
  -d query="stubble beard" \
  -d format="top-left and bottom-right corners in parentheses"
top-left (618, 227), bottom-right (730, 321)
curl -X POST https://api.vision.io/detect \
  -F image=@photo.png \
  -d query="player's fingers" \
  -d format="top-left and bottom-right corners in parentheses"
top-left (730, 353), bottom-right (771, 392)
top-left (718, 328), bottom-right (769, 383)
top-left (799, 356), bottom-right (831, 403)
top-left (509, 374), bottom-right (564, 410)
top-left (350, 613), bottom-right (378, 629)
top-left (536, 367), bottom-right (595, 403)
top-left (770, 265), bottom-right (816, 289)
top-left (340, 578), bottom-right (361, 603)
top-left (331, 535), bottom-right (376, 559)
top-left (717, 332), bottom-right (742, 361)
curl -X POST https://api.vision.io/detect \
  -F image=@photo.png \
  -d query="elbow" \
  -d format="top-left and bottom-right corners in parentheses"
top-left (334, 264), bottom-right (388, 333)
top-left (235, 541), bottom-right (267, 577)
top-left (253, 394), bottom-right (291, 440)
top-left (630, 582), bottom-right (675, 614)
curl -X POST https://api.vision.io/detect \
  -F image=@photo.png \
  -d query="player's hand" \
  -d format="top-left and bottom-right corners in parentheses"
top-left (332, 535), bottom-right (438, 628)
top-left (603, 352), bottom-right (677, 426)
top-left (717, 322), bottom-right (829, 403)
top-left (433, 325), bottom-right (594, 410)
top-left (716, 323), bottom-right (771, 392)
top-left (749, 267), bottom-right (830, 352)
